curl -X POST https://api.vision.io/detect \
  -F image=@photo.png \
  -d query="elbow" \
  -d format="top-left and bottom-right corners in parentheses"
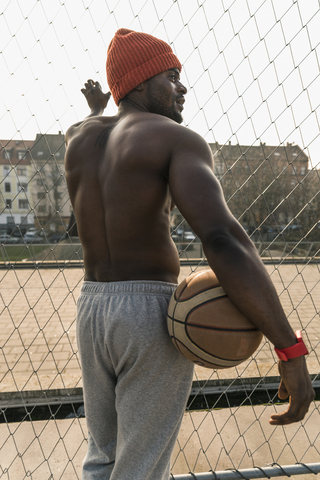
top-left (203, 229), bottom-right (235, 252)
top-left (202, 225), bottom-right (253, 255)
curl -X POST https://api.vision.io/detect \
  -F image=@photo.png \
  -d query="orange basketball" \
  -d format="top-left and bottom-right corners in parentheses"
top-left (167, 269), bottom-right (263, 369)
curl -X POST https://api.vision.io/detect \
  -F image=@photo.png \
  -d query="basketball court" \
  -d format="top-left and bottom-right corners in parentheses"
top-left (1, 263), bottom-right (319, 478)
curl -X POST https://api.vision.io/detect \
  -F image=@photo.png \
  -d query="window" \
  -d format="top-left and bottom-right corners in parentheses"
top-left (17, 182), bottom-right (27, 192)
top-left (3, 149), bottom-right (12, 160)
top-left (18, 199), bottom-right (29, 209)
top-left (38, 206), bottom-right (46, 213)
top-left (3, 166), bottom-right (10, 176)
top-left (37, 192), bottom-right (45, 200)
top-left (5, 199), bottom-right (12, 208)
top-left (300, 166), bottom-right (306, 175)
top-left (5, 183), bottom-right (11, 192)
top-left (17, 150), bottom-right (27, 160)
top-left (6, 216), bottom-right (14, 225)
top-left (17, 167), bottom-right (27, 176)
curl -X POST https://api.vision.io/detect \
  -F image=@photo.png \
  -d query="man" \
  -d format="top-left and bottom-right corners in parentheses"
top-left (65, 29), bottom-right (314, 480)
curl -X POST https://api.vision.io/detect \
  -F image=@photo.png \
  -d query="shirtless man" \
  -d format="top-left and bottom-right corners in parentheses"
top-left (65, 29), bottom-right (314, 480)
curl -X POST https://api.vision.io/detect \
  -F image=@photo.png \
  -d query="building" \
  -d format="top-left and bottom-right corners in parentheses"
top-left (0, 133), bottom-right (72, 235)
top-left (0, 139), bottom-right (35, 232)
top-left (30, 132), bottom-right (71, 232)
top-left (1, 134), bottom-right (316, 240)
top-left (210, 142), bottom-right (310, 233)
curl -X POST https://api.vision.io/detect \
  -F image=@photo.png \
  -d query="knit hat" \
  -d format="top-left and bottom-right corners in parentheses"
top-left (106, 28), bottom-right (182, 106)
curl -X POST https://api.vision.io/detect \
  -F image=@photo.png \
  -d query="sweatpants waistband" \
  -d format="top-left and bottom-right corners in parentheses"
top-left (80, 280), bottom-right (178, 296)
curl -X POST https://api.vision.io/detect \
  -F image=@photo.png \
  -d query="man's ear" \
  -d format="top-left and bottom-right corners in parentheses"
top-left (134, 80), bottom-right (149, 91)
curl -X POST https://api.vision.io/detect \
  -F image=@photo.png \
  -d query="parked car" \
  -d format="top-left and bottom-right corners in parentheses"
top-left (25, 228), bottom-right (39, 235)
top-left (49, 232), bottom-right (67, 243)
top-left (175, 227), bottom-right (184, 237)
top-left (287, 224), bottom-right (302, 231)
top-left (0, 233), bottom-right (20, 244)
top-left (182, 231), bottom-right (197, 250)
top-left (23, 232), bottom-right (44, 244)
top-left (183, 231), bottom-right (197, 242)
top-left (11, 231), bottom-right (25, 242)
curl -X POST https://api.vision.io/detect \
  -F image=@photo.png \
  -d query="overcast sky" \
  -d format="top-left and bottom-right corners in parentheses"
top-left (1, 0), bottom-right (320, 168)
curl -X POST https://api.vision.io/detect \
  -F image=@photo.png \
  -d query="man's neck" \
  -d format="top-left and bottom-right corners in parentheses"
top-left (117, 96), bottom-right (150, 116)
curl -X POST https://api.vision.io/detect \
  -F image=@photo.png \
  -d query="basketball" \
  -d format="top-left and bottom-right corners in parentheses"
top-left (167, 269), bottom-right (263, 369)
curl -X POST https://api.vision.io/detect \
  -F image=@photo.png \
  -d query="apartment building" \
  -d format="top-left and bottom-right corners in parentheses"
top-left (30, 132), bottom-right (71, 232)
top-left (0, 139), bottom-right (35, 232)
top-left (0, 133), bottom-right (71, 234)
top-left (210, 141), bottom-right (310, 230)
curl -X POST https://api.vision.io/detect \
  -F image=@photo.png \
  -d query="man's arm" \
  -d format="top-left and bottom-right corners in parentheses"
top-left (65, 80), bottom-right (111, 146)
top-left (168, 127), bottom-right (315, 425)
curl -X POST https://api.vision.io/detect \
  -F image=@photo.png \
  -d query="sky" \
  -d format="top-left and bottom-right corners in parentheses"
top-left (1, 0), bottom-right (320, 168)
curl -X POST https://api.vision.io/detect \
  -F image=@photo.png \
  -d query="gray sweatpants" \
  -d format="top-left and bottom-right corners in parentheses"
top-left (76, 280), bottom-right (194, 480)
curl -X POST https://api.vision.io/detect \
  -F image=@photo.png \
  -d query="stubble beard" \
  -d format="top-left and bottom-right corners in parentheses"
top-left (146, 83), bottom-right (183, 124)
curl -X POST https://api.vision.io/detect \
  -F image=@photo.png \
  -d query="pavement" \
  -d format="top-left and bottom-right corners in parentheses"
top-left (0, 264), bottom-right (319, 479)
top-left (1, 263), bottom-right (319, 391)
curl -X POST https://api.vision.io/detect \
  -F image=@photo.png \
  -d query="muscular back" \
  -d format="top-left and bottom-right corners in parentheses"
top-left (65, 112), bottom-right (181, 283)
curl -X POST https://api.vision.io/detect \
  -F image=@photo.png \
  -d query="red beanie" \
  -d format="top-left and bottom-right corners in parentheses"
top-left (106, 28), bottom-right (182, 106)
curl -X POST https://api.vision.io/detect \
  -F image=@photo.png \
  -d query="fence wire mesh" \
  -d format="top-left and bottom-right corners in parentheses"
top-left (0, 0), bottom-right (320, 479)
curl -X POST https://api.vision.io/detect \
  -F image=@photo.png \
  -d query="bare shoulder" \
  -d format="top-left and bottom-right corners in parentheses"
top-left (144, 115), bottom-right (214, 162)
top-left (65, 116), bottom-right (117, 170)
top-left (168, 123), bottom-right (214, 170)
top-left (65, 115), bottom-right (116, 150)
top-left (129, 113), bottom-right (212, 159)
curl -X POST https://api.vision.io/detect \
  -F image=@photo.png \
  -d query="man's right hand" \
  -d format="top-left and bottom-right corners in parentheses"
top-left (269, 356), bottom-right (315, 425)
top-left (65, 80), bottom-right (112, 146)
top-left (81, 79), bottom-right (111, 115)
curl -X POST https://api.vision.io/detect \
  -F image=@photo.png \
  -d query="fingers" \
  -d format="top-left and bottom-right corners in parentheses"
top-left (81, 80), bottom-right (102, 93)
top-left (269, 401), bottom-right (310, 426)
top-left (86, 79), bottom-right (96, 87)
top-left (268, 357), bottom-right (315, 426)
top-left (277, 379), bottom-right (289, 400)
top-left (80, 80), bottom-right (111, 112)
top-left (104, 91), bottom-right (112, 102)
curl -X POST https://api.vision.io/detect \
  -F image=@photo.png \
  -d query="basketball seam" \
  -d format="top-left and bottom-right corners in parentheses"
top-left (174, 279), bottom-right (189, 301)
top-left (176, 284), bottom-right (222, 302)
top-left (168, 273), bottom-right (261, 367)
top-left (185, 298), bottom-right (259, 331)
top-left (172, 279), bottom-right (190, 340)
top-left (184, 295), bottom-right (258, 362)
top-left (170, 336), bottom-right (187, 359)
top-left (170, 335), bottom-right (248, 364)
top-left (168, 315), bottom-right (258, 332)
top-left (170, 337), bottom-right (230, 367)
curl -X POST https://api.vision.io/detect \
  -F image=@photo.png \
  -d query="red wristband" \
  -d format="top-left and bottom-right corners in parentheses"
top-left (274, 330), bottom-right (308, 361)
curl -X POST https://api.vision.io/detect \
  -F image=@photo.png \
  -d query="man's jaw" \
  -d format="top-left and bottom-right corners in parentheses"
top-left (176, 96), bottom-right (185, 112)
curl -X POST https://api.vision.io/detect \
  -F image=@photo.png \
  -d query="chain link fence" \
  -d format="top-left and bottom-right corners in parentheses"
top-left (0, 0), bottom-right (320, 478)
